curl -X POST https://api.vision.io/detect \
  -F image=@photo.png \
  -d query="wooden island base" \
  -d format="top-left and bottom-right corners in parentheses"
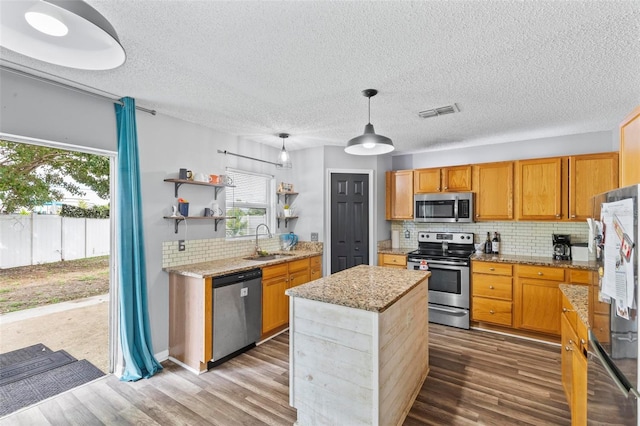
top-left (287, 266), bottom-right (429, 425)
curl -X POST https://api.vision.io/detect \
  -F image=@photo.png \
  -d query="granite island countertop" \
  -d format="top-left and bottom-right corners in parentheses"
top-left (559, 284), bottom-right (590, 327)
top-left (163, 250), bottom-right (323, 279)
top-left (285, 264), bottom-right (430, 313)
top-left (378, 247), bottom-right (411, 255)
top-left (471, 253), bottom-right (598, 271)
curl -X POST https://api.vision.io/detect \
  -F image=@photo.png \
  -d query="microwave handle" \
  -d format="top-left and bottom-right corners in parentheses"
top-left (454, 195), bottom-right (459, 222)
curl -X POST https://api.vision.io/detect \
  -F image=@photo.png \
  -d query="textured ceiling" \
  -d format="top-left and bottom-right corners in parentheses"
top-left (1, 1), bottom-right (639, 154)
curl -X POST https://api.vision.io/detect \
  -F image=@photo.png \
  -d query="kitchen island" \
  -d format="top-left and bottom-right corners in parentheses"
top-left (286, 265), bottom-right (430, 425)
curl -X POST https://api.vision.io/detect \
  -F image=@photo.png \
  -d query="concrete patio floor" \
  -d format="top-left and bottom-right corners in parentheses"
top-left (0, 295), bottom-right (109, 373)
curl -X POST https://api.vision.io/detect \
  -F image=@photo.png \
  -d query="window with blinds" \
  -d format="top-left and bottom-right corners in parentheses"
top-left (225, 169), bottom-right (274, 238)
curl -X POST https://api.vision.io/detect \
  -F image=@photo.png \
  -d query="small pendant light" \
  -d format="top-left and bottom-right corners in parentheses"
top-left (276, 133), bottom-right (292, 169)
top-left (345, 89), bottom-right (394, 155)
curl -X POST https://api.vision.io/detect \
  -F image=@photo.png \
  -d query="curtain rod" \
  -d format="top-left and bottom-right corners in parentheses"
top-left (1, 63), bottom-right (156, 115)
top-left (217, 149), bottom-right (281, 166)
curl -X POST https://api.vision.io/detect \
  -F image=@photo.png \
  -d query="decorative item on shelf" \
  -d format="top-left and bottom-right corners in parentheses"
top-left (194, 172), bottom-right (208, 182)
top-left (211, 203), bottom-right (223, 217)
top-left (179, 168), bottom-right (188, 180)
top-left (204, 207), bottom-right (211, 217)
top-left (178, 198), bottom-right (189, 216)
top-left (278, 182), bottom-right (294, 193)
top-left (186, 170), bottom-right (193, 180)
top-left (220, 175), bottom-right (233, 185)
top-left (283, 205), bottom-right (294, 217)
top-left (209, 174), bottom-right (220, 184)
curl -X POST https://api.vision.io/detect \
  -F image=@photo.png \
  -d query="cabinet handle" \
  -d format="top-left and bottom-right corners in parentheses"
top-left (562, 307), bottom-right (568, 312)
top-left (580, 339), bottom-right (586, 345)
top-left (568, 339), bottom-right (574, 345)
top-left (489, 310), bottom-right (495, 314)
top-left (571, 215), bottom-right (576, 218)
top-left (556, 214), bottom-right (561, 218)
top-left (476, 214), bottom-right (480, 218)
top-left (537, 272), bottom-right (543, 276)
top-left (489, 285), bottom-right (494, 289)
top-left (437, 187), bottom-right (441, 191)
top-left (565, 345), bottom-right (572, 352)
top-left (489, 267), bottom-right (495, 271)
top-left (444, 186), bottom-right (448, 190)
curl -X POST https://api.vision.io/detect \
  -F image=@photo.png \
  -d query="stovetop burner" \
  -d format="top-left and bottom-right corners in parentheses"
top-left (408, 231), bottom-right (475, 260)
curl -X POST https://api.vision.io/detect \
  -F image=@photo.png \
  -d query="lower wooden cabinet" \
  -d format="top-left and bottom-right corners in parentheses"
top-left (378, 253), bottom-right (407, 269)
top-left (514, 265), bottom-right (566, 336)
top-left (261, 255), bottom-right (323, 338)
top-left (471, 261), bottom-right (513, 327)
top-left (561, 293), bottom-right (588, 425)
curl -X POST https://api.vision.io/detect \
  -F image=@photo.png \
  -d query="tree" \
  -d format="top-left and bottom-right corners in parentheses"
top-left (0, 141), bottom-right (110, 214)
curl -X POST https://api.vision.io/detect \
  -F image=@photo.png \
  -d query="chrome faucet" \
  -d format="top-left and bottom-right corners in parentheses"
top-left (255, 223), bottom-right (272, 254)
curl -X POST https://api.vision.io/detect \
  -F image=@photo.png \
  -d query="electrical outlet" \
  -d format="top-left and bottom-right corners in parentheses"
top-left (178, 240), bottom-right (186, 251)
top-left (240, 288), bottom-right (248, 297)
top-left (404, 230), bottom-right (410, 239)
top-left (311, 232), bottom-right (318, 242)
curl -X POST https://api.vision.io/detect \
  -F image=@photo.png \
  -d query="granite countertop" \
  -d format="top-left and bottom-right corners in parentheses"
top-left (471, 253), bottom-right (598, 271)
top-left (163, 250), bottom-right (322, 279)
top-left (559, 284), bottom-right (590, 327)
top-left (285, 264), bottom-right (430, 313)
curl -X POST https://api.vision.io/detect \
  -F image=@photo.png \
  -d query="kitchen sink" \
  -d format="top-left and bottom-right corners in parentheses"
top-left (243, 253), bottom-right (294, 261)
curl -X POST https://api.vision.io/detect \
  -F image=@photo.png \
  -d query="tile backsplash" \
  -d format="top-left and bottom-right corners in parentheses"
top-left (391, 221), bottom-right (589, 257)
top-left (162, 236), bottom-right (323, 268)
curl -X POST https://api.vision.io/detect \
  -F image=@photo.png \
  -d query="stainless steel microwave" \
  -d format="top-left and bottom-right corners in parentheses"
top-left (414, 192), bottom-right (474, 223)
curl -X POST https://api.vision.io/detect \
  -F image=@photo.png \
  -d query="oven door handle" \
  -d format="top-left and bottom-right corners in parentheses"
top-left (409, 259), bottom-right (469, 267)
top-left (588, 329), bottom-right (639, 398)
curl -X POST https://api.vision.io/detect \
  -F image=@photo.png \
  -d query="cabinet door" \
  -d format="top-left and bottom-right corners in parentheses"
top-left (572, 339), bottom-right (588, 425)
top-left (474, 162), bottom-right (514, 221)
top-left (620, 105), bottom-right (640, 186)
top-left (379, 253), bottom-right (407, 268)
top-left (288, 259), bottom-right (310, 288)
top-left (262, 274), bottom-right (289, 334)
top-left (561, 314), bottom-right (575, 403)
top-left (386, 170), bottom-right (414, 219)
top-left (414, 168), bottom-right (442, 193)
top-left (569, 153), bottom-right (619, 221)
top-left (442, 165), bottom-right (471, 192)
top-left (310, 256), bottom-right (322, 280)
top-left (516, 157), bottom-right (563, 220)
top-left (516, 278), bottom-right (562, 335)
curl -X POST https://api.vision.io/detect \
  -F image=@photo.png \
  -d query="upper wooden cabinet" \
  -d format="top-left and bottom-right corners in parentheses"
top-left (620, 105), bottom-right (640, 186)
top-left (569, 152), bottom-right (619, 220)
top-left (386, 170), bottom-right (413, 220)
top-left (516, 157), bottom-right (564, 220)
top-left (472, 161), bottom-right (514, 221)
top-left (414, 165), bottom-right (471, 193)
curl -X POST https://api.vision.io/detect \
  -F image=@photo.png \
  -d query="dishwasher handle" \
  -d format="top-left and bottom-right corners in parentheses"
top-left (214, 268), bottom-right (263, 288)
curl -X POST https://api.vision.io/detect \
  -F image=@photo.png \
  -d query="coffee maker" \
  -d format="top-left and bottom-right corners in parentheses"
top-left (552, 234), bottom-right (571, 260)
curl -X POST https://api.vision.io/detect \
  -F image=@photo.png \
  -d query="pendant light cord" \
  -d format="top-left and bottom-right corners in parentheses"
top-left (368, 95), bottom-right (371, 124)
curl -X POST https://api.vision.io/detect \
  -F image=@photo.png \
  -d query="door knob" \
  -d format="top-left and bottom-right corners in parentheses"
top-left (355, 247), bottom-right (359, 251)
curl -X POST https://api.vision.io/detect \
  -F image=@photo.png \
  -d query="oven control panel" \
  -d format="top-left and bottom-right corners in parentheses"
top-left (417, 232), bottom-right (474, 244)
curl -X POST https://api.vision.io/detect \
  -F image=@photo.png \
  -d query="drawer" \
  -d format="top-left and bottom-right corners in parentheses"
top-left (381, 253), bottom-right (407, 267)
top-left (472, 297), bottom-right (512, 326)
top-left (288, 258), bottom-right (310, 273)
top-left (310, 256), bottom-right (322, 268)
top-left (289, 270), bottom-right (310, 287)
top-left (472, 261), bottom-right (512, 276)
top-left (262, 263), bottom-right (289, 279)
top-left (472, 274), bottom-right (512, 300)
top-left (310, 256), bottom-right (322, 280)
top-left (569, 269), bottom-right (591, 284)
top-left (592, 286), bottom-right (610, 315)
top-left (516, 265), bottom-right (565, 281)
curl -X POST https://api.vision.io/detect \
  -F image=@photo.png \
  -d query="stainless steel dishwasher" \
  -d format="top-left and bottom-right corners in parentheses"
top-left (211, 268), bottom-right (262, 367)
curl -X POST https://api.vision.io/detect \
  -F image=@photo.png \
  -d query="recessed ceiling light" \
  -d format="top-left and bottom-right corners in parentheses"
top-left (418, 104), bottom-right (460, 119)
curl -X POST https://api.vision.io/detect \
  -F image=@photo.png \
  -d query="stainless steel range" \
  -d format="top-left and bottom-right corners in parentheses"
top-left (407, 231), bottom-right (474, 329)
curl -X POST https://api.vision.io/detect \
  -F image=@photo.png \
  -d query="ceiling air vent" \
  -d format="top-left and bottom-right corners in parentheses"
top-left (418, 103), bottom-right (459, 119)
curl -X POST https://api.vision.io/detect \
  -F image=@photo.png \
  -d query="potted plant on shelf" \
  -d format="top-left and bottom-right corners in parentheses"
top-left (283, 204), bottom-right (294, 217)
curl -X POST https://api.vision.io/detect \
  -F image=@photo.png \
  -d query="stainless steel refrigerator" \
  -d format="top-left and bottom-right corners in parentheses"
top-left (589, 184), bottom-right (639, 425)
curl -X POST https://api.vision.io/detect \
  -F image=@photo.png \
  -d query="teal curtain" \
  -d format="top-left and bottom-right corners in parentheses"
top-left (115, 97), bottom-right (162, 381)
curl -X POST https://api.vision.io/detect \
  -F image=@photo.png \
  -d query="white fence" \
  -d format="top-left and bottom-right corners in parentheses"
top-left (0, 214), bottom-right (110, 269)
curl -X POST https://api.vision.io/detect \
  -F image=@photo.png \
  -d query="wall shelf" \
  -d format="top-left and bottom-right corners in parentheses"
top-left (276, 215), bottom-right (298, 228)
top-left (276, 191), bottom-right (298, 205)
top-left (164, 178), bottom-right (234, 199)
top-left (163, 216), bottom-right (235, 233)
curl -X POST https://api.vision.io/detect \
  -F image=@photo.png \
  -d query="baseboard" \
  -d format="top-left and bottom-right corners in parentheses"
top-left (168, 356), bottom-right (203, 375)
top-left (155, 349), bottom-right (169, 362)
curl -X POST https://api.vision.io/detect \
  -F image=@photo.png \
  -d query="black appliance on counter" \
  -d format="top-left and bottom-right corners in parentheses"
top-left (553, 233), bottom-right (572, 260)
top-left (407, 232), bottom-right (474, 329)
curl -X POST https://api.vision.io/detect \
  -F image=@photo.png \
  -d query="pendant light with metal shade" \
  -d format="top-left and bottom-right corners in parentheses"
top-left (0, 0), bottom-right (126, 70)
top-left (275, 133), bottom-right (292, 169)
top-left (345, 89), bottom-right (394, 155)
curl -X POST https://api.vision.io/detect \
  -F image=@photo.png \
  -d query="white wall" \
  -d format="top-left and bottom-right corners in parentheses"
top-left (392, 130), bottom-right (617, 170)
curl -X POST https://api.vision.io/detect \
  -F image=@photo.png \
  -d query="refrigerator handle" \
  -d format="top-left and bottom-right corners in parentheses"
top-left (589, 330), bottom-right (638, 398)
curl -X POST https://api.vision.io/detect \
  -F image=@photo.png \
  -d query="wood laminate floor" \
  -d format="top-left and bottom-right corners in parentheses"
top-left (1, 325), bottom-right (570, 425)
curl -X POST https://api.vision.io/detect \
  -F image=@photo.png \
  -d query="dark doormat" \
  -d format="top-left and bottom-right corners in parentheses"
top-left (0, 344), bottom-right (105, 417)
